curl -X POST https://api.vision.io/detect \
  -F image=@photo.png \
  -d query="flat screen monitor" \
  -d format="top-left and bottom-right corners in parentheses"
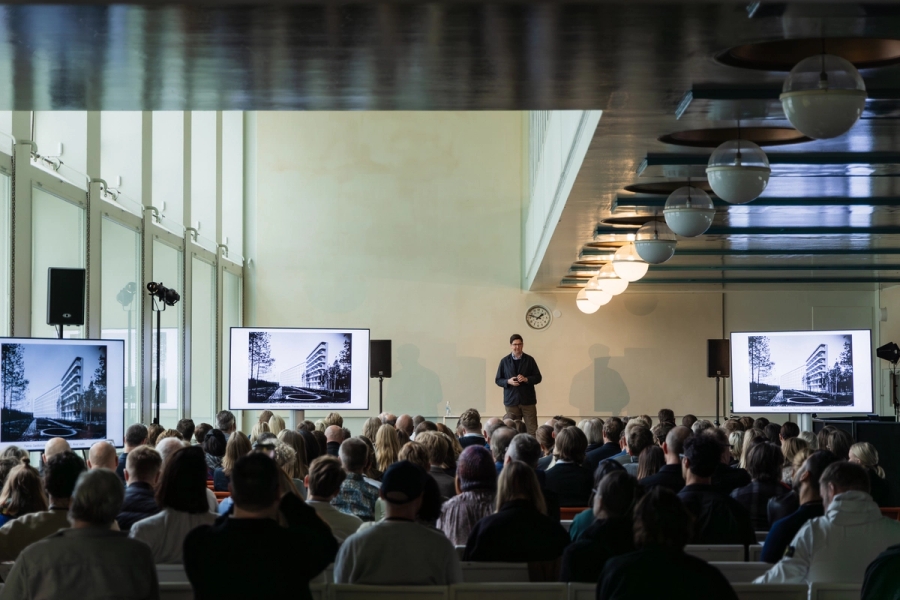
top-left (229, 328), bottom-right (370, 411)
top-left (731, 329), bottom-right (873, 414)
top-left (0, 337), bottom-right (125, 449)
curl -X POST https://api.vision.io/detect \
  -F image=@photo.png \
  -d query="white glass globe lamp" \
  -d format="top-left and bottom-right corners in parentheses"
top-left (576, 287), bottom-right (608, 314)
top-left (634, 221), bottom-right (677, 264)
top-left (583, 276), bottom-right (614, 306)
top-left (612, 242), bottom-right (649, 282)
top-left (706, 139), bottom-right (770, 204)
top-left (596, 263), bottom-right (628, 296)
top-left (663, 186), bottom-right (715, 237)
top-left (779, 54), bottom-right (866, 139)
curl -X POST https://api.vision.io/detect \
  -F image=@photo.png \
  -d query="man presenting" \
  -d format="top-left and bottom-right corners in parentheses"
top-left (495, 334), bottom-right (542, 435)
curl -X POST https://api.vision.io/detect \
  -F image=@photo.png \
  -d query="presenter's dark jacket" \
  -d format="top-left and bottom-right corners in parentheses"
top-left (495, 353), bottom-right (542, 407)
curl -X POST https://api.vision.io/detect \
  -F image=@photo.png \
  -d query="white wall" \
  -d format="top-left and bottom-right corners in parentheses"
top-left (250, 111), bottom-right (885, 433)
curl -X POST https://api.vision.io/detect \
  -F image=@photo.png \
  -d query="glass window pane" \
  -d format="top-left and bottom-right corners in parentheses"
top-left (33, 112), bottom-right (88, 179)
top-left (190, 111), bottom-right (217, 242)
top-left (100, 218), bottom-right (142, 429)
top-left (101, 112), bottom-right (143, 204)
top-left (32, 186), bottom-right (85, 339)
top-left (190, 256), bottom-right (215, 426)
top-left (151, 240), bottom-right (183, 424)
top-left (152, 112), bottom-right (184, 229)
top-left (0, 173), bottom-right (9, 336)
top-left (222, 271), bottom-right (242, 412)
top-left (222, 112), bottom-right (243, 260)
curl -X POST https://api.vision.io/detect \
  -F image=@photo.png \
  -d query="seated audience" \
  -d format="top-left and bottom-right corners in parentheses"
top-left (739, 416), bottom-right (755, 431)
top-left (755, 461), bottom-right (900, 586)
top-left (274, 442), bottom-right (306, 496)
top-left (157, 436), bottom-right (187, 465)
top-left (457, 409), bottom-right (486, 449)
top-left (678, 434), bottom-right (754, 546)
top-left (117, 423), bottom-right (149, 481)
top-left (638, 426), bottom-right (691, 494)
top-left (268, 414), bottom-right (286, 436)
top-left (768, 446), bottom-right (810, 525)
top-left (299, 428), bottom-right (321, 464)
top-left (278, 429), bottom-right (310, 479)
top-left (728, 431), bottom-right (744, 465)
top-left (379, 412), bottom-right (397, 427)
top-left (560, 471), bottom-right (641, 583)
top-left (691, 419), bottom-right (714, 434)
top-left (395, 414), bottom-right (414, 438)
top-left (731, 442), bottom-right (793, 531)
top-left (325, 425), bottom-right (343, 456)
top-left (375, 424), bottom-right (400, 472)
top-left (739, 429), bottom-right (766, 469)
top-left (482, 417), bottom-right (504, 450)
top-left (0, 457), bottom-right (21, 498)
top-left (129, 446), bottom-right (216, 564)
top-left (359, 436), bottom-right (383, 485)
top-left (203, 428), bottom-right (227, 475)
top-left (215, 431), bottom-right (251, 492)
top-left (332, 438), bottom-right (380, 521)
top-left (437, 445), bottom-right (497, 546)
top-left (704, 428), bottom-right (750, 495)
top-left (658, 408), bottom-right (676, 426)
top-left (798, 430), bottom-right (818, 450)
top-left (584, 417), bottom-right (624, 474)
top-left (361, 416), bottom-right (382, 443)
top-left (87, 440), bottom-right (119, 471)
top-left (464, 461), bottom-right (569, 566)
top-left (682, 414), bottom-right (698, 428)
top-left (543, 426), bottom-right (592, 506)
top-left (0, 459), bottom-right (47, 526)
top-left (651, 422), bottom-right (673, 447)
top-left (117, 446), bottom-right (163, 531)
top-left (568, 460), bottom-right (626, 541)
top-left (535, 424), bottom-right (555, 470)
top-left (146, 423), bottom-right (164, 447)
top-left (417, 431), bottom-right (457, 499)
top-left (193, 423), bottom-right (212, 446)
top-left (313, 430), bottom-right (327, 456)
top-left (436, 424), bottom-right (463, 462)
top-left (862, 543), bottom-right (900, 600)
top-left (754, 417), bottom-right (770, 431)
top-left (185, 452), bottom-right (337, 600)
top-left (761, 450), bottom-right (838, 563)
top-left (177, 418), bottom-right (196, 444)
top-left (216, 410), bottom-right (237, 441)
top-left (849, 441), bottom-right (891, 507)
top-left (621, 425), bottom-right (654, 476)
top-left (42, 437), bottom-right (71, 466)
top-left (156, 429), bottom-right (184, 444)
top-left (764, 422), bottom-right (782, 445)
top-left (779, 421), bottom-right (799, 443)
top-left (780, 436), bottom-right (807, 486)
top-left (597, 487), bottom-right (737, 600)
top-left (0, 469), bottom-right (158, 600)
top-left (581, 418), bottom-right (605, 454)
top-left (305, 455), bottom-right (362, 544)
top-left (0, 450), bottom-right (85, 561)
top-left (489, 426), bottom-right (517, 474)
top-left (250, 421), bottom-right (270, 444)
top-left (335, 461), bottom-right (462, 585)
top-left (636, 445), bottom-right (664, 480)
top-left (505, 433), bottom-right (561, 521)
top-left (826, 428), bottom-right (852, 460)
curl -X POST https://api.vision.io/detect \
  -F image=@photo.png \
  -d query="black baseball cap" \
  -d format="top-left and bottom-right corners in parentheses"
top-left (381, 460), bottom-right (428, 504)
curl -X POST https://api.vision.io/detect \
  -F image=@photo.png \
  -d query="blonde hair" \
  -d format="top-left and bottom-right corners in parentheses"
top-left (740, 428), bottom-right (765, 470)
top-left (274, 443), bottom-right (303, 479)
top-left (361, 417), bottom-right (382, 442)
top-left (156, 429), bottom-right (183, 443)
top-left (268, 415), bottom-right (286, 436)
top-left (850, 442), bottom-right (885, 478)
top-left (375, 424), bottom-right (400, 473)
top-left (791, 447), bottom-right (811, 472)
top-left (222, 431), bottom-right (251, 476)
top-left (0, 459), bottom-right (47, 517)
top-left (398, 441), bottom-right (430, 471)
top-left (728, 431), bottom-right (744, 461)
top-left (782, 437), bottom-right (808, 467)
top-left (250, 421), bottom-right (270, 443)
top-left (258, 410), bottom-right (274, 424)
top-left (798, 431), bottom-right (818, 450)
top-left (277, 430), bottom-right (308, 479)
top-left (435, 423), bottom-right (463, 460)
top-left (496, 460), bottom-right (546, 515)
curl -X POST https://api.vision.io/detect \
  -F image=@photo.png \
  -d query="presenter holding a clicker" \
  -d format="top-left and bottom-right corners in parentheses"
top-left (495, 334), bottom-right (542, 435)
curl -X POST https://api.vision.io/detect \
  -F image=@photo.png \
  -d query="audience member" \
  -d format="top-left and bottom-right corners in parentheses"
top-left (87, 441), bottom-right (118, 471)
top-left (456, 409), bottom-right (485, 449)
top-left (543, 427), bottom-right (592, 507)
top-left (651, 422), bottom-right (673, 447)
top-left (0, 459), bottom-right (47, 526)
top-left (682, 414), bottom-right (698, 429)
top-left (395, 414), bottom-right (414, 437)
top-left (194, 423), bottom-right (212, 446)
top-left (489, 426), bottom-right (517, 473)
top-left (313, 430), bottom-right (327, 456)
top-left (739, 416), bottom-right (755, 431)
top-left (739, 429), bottom-right (766, 469)
top-left (437, 445), bottom-right (497, 546)
top-left (374, 424), bottom-right (400, 472)
top-left (185, 453), bottom-right (338, 600)
top-left (157, 436), bottom-right (187, 465)
top-left (177, 418), bottom-right (196, 444)
top-left (361, 417), bottom-right (382, 442)
top-left (129, 446), bottom-right (216, 564)
top-left (861, 543), bottom-right (900, 600)
top-left (216, 410), bottom-right (237, 441)
top-left (250, 421), bottom-right (270, 443)
top-left (417, 431), bottom-right (456, 499)
top-left (0, 450), bottom-right (85, 561)
top-left (413, 421), bottom-right (438, 439)
top-left (117, 423), bottom-right (149, 481)
top-left (464, 461), bottom-right (569, 569)
top-left (691, 419), bottom-right (714, 434)
top-left (621, 425), bottom-right (654, 476)
top-left (268, 414), bottom-right (286, 436)
top-left (658, 408), bottom-right (676, 426)
top-left (333, 438), bottom-right (380, 521)
top-left (305, 456), bottom-right (362, 544)
top-left (536, 424), bottom-right (555, 470)
top-left (482, 417), bottom-right (504, 449)
top-left (560, 471), bottom-right (641, 583)
top-left (728, 431), bottom-right (744, 465)
top-left (731, 442), bottom-right (792, 531)
top-left (849, 441), bottom-right (891, 506)
top-left (325, 425), bottom-right (344, 457)
top-left (768, 446), bottom-right (810, 525)
top-left (568, 459), bottom-right (626, 541)
top-left (157, 429), bottom-right (184, 444)
top-left (413, 415), bottom-right (425, 427)
top-left (678, 434), bottom-right (754, 545)
top-left (324, 412), bottom-right (344, 428)
top-left (1, 446), bottom-right (26, 461)
top-left (359, 436), bottom-right (383, 485)
top-left (761, 450), bottom-right (839, 563)
top-left (379, 412), bottom-right (397, 427)
top-left (640, 426), bottom-right (691, 494)
top-left (0, 469), bottom-right (158, 600)
top-left (764, 422), bottom-right (782, 445)
top-left (755, 461), bottom-right (900, 586)
top-left (798, 430), bottom-right (818, 450)
top-left (146, 423), bottom-right (164, 447)
top-left (203, 428), bottom-right (227, 474)
top-left (335, 461), bottom-right (462, 585)
top-left (278, 429), bottom-right (310, 478)
top-left (117, 446), bottom-right (162, 531)
top-left (780, 436), bottom-right (807, 486)
top-left (299, 429), bottom-right (321, 463)
top-left (42, 437), bottom-right (71, 466)
top-left (597, 487), bottom-right (737, 600)
top-left (637, 445), bottom-right (664, 480)
top-left (753, 417), bottom-right (770, 431)
top-left (215, 431), bottom-right (251, 492)
top-left (581, 418), bottom-right (605, 453)
top-left (257, 410), bottom-right (274, 426)
top-left (0, 457), bottom-right (20, 494)
top-left (724, 419), bottom-right (745, 436)
top-left (704, 428), bottom-right (751, 495)
top-left (436, 423), bottom-right (464, 460)
top-left (584, 417), bottom-right (624, 474)
top-left (779, 421), bottom-right (799, 444)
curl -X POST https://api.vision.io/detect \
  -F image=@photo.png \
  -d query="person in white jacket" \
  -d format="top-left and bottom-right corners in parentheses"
top-left (754, 461), bottom-right (900, 586)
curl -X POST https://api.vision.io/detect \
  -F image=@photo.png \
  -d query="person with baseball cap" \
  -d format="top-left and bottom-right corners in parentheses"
top-left (334, 461), bottom-right (462, 585)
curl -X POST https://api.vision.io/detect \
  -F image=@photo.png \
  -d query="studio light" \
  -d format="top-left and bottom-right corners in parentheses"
top-left (780, 53), bottom-right (866, 140)
top-left (576, 288), bottom-right (605, 314)
top-left (612, 242), bottom-right (649, 282)
top-left (596, 263), bottom-right (629, 295)
top-left (147, 281), bottom-right (181, 306)
top-left (634, 220), bottom-right (677, 264)
top-left (876, 342), bottom-right (900, 365)
top-left (706, 139), bottom-right (771, 204)
top-left (664, 186), bottom-right (715, 237)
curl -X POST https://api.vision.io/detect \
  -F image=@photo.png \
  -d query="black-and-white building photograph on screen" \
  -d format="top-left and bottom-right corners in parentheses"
top-left (748, 333), bottom-right (854, 408)
top-left (247, 331), bottom-right (352, 405)
top-left (1, 342), bottom-right (109, 443)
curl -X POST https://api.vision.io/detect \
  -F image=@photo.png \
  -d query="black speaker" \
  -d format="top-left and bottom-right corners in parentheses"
top-left (370, 340), bottom-right (392, 378)
top-left (707, 339), bottom-right (731, 378)
top-left (47, 268), bottom-right (85, 326)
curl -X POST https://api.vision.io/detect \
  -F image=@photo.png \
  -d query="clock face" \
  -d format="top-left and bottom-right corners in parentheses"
top-left (526, 305), bottom-right (552, 330)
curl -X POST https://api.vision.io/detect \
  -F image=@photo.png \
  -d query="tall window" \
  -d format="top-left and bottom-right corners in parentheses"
top-left (221, 270), bottom-right (242, 405)
top-left (0, 173), bottom-right (9, 336)
top-left (190, 255), bottom-right (216, 425)
top-left (151, 240), bottom-right (183, 425)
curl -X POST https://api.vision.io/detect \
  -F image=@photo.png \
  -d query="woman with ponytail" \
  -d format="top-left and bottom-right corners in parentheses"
top-left (849, 442), bottom-right (890, 506)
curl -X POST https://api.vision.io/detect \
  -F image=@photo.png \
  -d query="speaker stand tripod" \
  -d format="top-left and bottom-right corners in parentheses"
top-left (378, 372), bottom-right (384, 414)
top-left (715, 375), bottom-right (721, 426)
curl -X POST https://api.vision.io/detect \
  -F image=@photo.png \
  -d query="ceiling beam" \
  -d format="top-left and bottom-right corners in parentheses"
top-left (560, 276), bottom-right (900, 286)
top-left (613, 195), bottom-right (900, 210)
top-left (594, 225), bottom-right (900, 236)
top-left (570, 264), bottom-right (900, 275)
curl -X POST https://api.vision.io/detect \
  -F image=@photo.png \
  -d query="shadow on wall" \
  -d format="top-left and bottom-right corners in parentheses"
top-left (569, 344), bottom-right (630, 415)
top-left (387, 344), bottom-right (443, 415)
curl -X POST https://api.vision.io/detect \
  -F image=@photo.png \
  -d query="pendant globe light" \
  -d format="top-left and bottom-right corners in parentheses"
top-left (576, 286), bottom-right (609, 314)
top-left (706, 138), bottom-right (770, 204)
top-left (583, 276), bottom-right (613, 306)
top-left (664, 186), bottom-right (715, 237)
top-left (612, 242), bottom-right (649, 282)
top-left (779, 52), bottom-right (866, 140)
top-left (634, 220), bottom-right (677, 264)
top-left (596, 263), bottom-right (628, 295)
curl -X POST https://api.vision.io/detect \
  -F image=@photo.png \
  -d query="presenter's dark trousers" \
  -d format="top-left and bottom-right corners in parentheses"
top-left (506, 404), bottom-right (537, 435)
